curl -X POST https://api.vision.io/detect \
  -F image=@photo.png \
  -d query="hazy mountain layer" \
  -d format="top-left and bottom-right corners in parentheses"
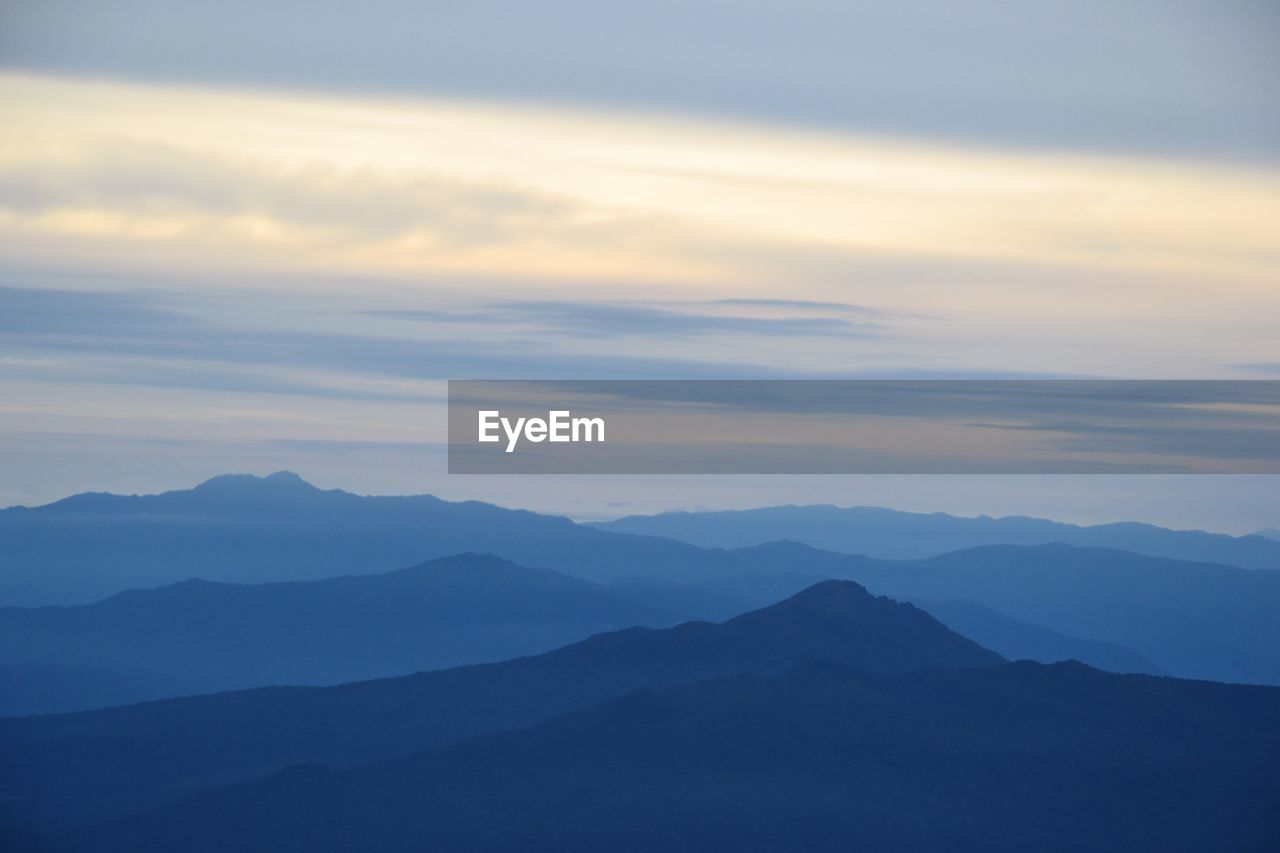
top-left (0, 554), bottom-right (678, 716)
top-left (595, 503), bottom-right (1280, 569)
top-left (2, 554), bottom-right (1162, 717)
top-left (0, 472), bottom-right (816, 605)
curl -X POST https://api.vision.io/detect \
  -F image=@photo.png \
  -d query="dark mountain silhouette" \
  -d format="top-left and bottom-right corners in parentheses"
top-left (68, 662), bottom-right (1280, 853)
top-left (0, 554), bottom-right (679, 716)
top-left (594, 503), bottom-right (1280, 570)
top-left (633, 539), bottom-right (1280, 684)
top-left (0, 581), bottom-right (1002, 830)
top-left (654, 570), bottom-right (1165, 675)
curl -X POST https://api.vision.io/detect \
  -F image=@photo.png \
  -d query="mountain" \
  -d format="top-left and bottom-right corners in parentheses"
top-left (67, 662), bottom-right (1280, 852)
top-left (0, 554), bottom-right (679, 716)
top-left (632, 540), bottom-right (1280, 684)
top-left (1255, 527), bottom-right (1280, 542)
top-left (613, 572), bottom-right (1165, 675)
top-left (0, 472), bottom-right (823, 606)
top-left (0, 580), bottom-right (1003, 830)
top-left (593, 504), bottom-right (1280, 570)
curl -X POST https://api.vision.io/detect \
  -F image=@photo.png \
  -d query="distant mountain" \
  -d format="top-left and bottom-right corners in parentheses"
top-left (68, 662), bottom-right (1280, 853)
top-left (0, 472), bottom-right (822, 606)
top-left (912, 599), bottom-right (1165, 675)
top-left (594, 504), bottom-right (1280, 570)
top-left (4, 474), bottom-right (1276, 685)
top-left (0, 554), bottom-right (679, 716)
top-left (1255, 527), bottom-right (1280, 542)
top-left (0, 580), bottom-right (1002, 830)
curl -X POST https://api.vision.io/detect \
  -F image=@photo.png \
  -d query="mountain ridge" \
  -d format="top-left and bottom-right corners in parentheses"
top-left (0, 553), bottom-right (681, 716)
top-left (7, 473), bottom-right (1277, 609)
top-left (0, 579), bottom-right (1002, 829)
top-left (593, 502), bottom-right (1280, 570)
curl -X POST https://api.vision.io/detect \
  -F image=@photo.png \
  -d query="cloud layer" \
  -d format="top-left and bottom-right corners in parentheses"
top-left (3, 0), bottom-right (1277, 160)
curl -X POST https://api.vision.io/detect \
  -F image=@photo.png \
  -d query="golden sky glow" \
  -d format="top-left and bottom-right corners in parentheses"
top-left (2, 72), bottom-right (1278, 299)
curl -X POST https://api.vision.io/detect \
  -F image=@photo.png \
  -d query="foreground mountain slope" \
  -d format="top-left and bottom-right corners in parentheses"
top-left (0, 581), bottom-right (1002, 829)
top-left (0, 554), bottom-right (678, 716)
top-left (73, 662), bottom-right (1280, 853)
top-left (595, 504), bottom-right (1280, 569)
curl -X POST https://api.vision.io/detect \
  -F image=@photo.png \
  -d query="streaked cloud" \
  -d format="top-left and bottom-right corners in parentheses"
top-left (3, 0), bottom-right (1276, 160)
top-left (3, 73), bottom-right (1278, 296)
top-left (368, 301), bottom-right (882, 339)
top-left (0, 287), bottom-right (814, 395)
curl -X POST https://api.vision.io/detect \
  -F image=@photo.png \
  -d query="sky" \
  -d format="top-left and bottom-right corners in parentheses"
top-left (1, 1), bottom-right (1278, 531)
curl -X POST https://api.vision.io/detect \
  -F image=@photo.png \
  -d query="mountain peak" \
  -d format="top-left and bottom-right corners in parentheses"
top-left (769, 578), bottom-right (876, 614)
top-left (710, 579), bottom-right (1006, 672)
top-left (264, 470), bottom-right (308, 485)
top-left (194, 471), bottom-right (320, 493)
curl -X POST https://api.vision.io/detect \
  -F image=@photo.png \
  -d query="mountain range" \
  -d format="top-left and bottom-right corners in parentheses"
top-left (5, 581), bottom-right (1276, 851)
top-left (594, 503), bottom-right (1280, 569)
top-left (0, 554), bottom-right (680, 716)
top-left (5, 473), bottom-right (1277, 609)
top-left (0, 581), bottom-right (1001, 831)
top-left (1, 549), bottom-right (1163, 716)
top-left (0, 472), bottom-right (795, 606)
top-left (2, 473), bottom-right (1275, 692)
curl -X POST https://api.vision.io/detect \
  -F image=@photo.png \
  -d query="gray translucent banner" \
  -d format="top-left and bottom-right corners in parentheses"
top-left (447, 380), bottom-right (1280, 474)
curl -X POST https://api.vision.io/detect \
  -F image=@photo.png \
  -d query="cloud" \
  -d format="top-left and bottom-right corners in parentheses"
top-left (1, 1), bottom-right (1277, 160)
top-left (987, 420), bottom-right (1280, 462)
top-left (0, 287), bottom-right (816, 398)
top-left (0, 285), bottom-right (196, 336)
top-left (2, 73), bottom-right (1278, 295)
top-left (708, 298), bottom-right (880, 314)
top-left (1237, 363), bottom-right (1280, 376)
top-left (0, 140), bottom-right (576, 246)
top-left (367, 300), bottom-right (883, 339)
